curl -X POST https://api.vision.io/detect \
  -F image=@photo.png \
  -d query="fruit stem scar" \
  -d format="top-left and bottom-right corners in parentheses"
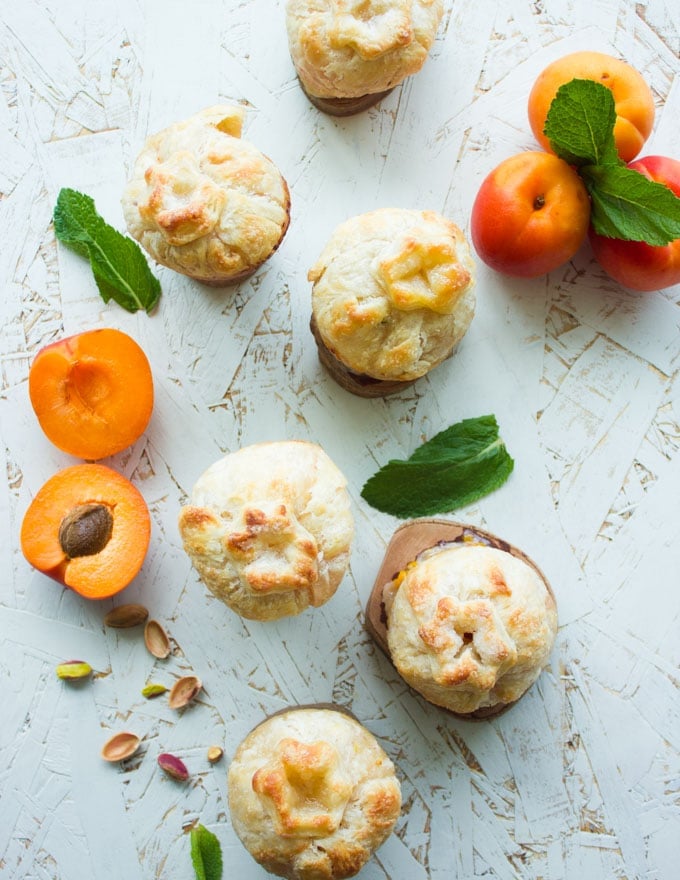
top-left (533, 194), bottom-right (546, 210)
top-left (59, 503), bottom-right (114, 558)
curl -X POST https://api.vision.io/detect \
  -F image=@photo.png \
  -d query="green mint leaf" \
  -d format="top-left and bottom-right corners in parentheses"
top-left (53, 188), bottom-right (161, 314)
top-left (360, 415), bottom-right (514, 518)
top-left (190, 825), bottom-right (223, 880)
top-left (544, 78), bottom-right (620, 167)
top-left (582, 164), bottom-right (680, 244)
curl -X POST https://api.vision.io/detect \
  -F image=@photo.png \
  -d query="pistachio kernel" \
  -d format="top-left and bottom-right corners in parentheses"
top-left (56, 660), bottom-right (92, 680)
top-left (158, 753), bottom-right (189, 780)
top-left (141, 683), bottom-right (168, 699)
top-left (59, 503), bottom-right (114, 559)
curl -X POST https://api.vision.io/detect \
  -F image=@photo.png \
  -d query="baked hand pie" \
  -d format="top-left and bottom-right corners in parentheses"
top-left (366, 520), bottom-right (558, 717)
top-left (286, 0), bottom-right (444, 114)
top-left (178, 441), bottom-right (354, 620)
top-left (309, 208), bottom-right (476, 396)
top-left (122, 106), bottom-right (290, 285)
top-left (228, 707), bottom-right (401, 879)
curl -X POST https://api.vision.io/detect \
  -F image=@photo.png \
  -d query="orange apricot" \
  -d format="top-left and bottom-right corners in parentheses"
top-left (528, 51), bottom-right (655, 162)
top-left (28, 328), bottom-right (153, 460)
top-left (21, 464), bottom-right (151, 599)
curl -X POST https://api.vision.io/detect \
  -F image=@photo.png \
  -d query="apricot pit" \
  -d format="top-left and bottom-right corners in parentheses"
top-left (21, 463), bottom-right (151, 600)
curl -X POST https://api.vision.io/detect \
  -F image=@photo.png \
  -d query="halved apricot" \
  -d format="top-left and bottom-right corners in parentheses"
top-left (28, 328), bottom-right (154, 460)
top-left (21, 464), bottom-right (151, 599)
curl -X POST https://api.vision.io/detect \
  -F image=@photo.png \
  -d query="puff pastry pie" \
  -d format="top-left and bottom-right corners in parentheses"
top-left (309, 208), bottom-right (476, 395)
top-left (228, 707), bottom-right (401, 879)
top-left (286, 0), bottom-right (444, 114)
top-left (122, 106), bottom-right (290, 285)
top-left (384, 542), bottom-right (558, 714)
top-left (178, 441), bottom-right (354, 620)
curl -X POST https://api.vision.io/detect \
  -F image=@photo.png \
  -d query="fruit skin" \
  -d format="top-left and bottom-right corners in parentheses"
top-left (589, 155), bottom-right (680, 292)
top-left (528, 51), bottom-right (655, 163)
top-left (470, 151), bottom-right (590, 278)
top-left (28, 328), bottom-right (153, 460)
top-left (20, 463), bottom-right (151, 600)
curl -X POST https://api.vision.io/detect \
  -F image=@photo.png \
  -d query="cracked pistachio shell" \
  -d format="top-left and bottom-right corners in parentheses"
top-left (101, 732), bottom-right (141, 762)
top-left (104, 604), bottom-right (149, 628)
top-left (144, 619), bottom-right (171, 659)
top-left (158, 753), bottom-right (189, 780)
top-left (56, 660), bottom-right (92, 680)
top-left (168, 675), bottom-right (202, 709)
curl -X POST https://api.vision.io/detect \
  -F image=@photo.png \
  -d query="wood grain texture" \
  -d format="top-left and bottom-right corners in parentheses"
top-left (1, 1), bottom-right (679, 878)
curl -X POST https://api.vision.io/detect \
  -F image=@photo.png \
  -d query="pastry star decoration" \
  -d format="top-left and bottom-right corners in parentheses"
top-left (378, 232), bottom-right (472, 315)
top-left (329, 1), bottom-right (413, 60)
top-left (252, 738), bottom-right (353, 838)
top-left (417, 597), bottom-right (517, 689)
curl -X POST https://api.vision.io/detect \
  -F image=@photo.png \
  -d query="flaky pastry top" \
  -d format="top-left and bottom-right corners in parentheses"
top-left (385, 544), bottom-right (558, 713)
top-left (310, 208), bottom-right (476, 381)
top-left (228, 708), bottom-right (401, 880)
top-left (122, 106), bottom-right (290, 283)
top-left (178, 441), bottom-right (354, 620)
top-left (286, 0), bottom-right (444, 98)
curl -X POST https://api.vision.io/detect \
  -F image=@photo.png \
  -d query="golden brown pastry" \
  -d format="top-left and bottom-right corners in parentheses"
top-left (382, 538), bottom-right (558, 715)
top-left (178, 441), bottom-right (354, 620)
top-left (228, 707), bottom-right (401, 879)
top-left (309, 208), bottom-right (476, 396)
top-left (286, 0), bottom-right (444, 114)
top-left (122, 106), bottom-right (290, 285)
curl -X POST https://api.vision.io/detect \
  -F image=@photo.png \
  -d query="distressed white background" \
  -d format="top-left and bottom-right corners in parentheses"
top-left (1, 1), bottom-right (679, 878)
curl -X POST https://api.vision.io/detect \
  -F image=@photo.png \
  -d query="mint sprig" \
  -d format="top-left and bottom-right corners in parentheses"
top-left (53, 188), bottom-right (161, 314)
top-left (360, 415), bottom-right (514, 519)
top-left (190, 824), bottom-right (223, 880)
top-left (543, 79), bottom-right (680, 245)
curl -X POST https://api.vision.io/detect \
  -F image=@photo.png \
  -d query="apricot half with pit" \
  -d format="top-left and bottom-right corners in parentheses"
top-left (21, 464), bottom-right (151, 599)
top-left (28, 328), bottom-right (154, 460)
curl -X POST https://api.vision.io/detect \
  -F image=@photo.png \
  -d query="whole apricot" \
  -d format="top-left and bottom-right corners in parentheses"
top-left (29, 328), bottom-right (153, 460)
top-left (21, 463), bottom-right (151, 599)
top-left (590, 155), bottom-right (680, 291)
top-left (470, 151), bottom-right (590, 278)
top-left (528, 51), bottom-right (655, 162)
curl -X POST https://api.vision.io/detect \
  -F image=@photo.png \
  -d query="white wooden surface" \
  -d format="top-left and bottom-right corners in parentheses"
top-left (2, 1), bottom-right (679, 878)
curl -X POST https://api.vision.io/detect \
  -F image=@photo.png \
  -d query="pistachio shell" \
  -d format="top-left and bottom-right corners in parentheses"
top-left (56, 660), bottom-right (92, 680)
top-left (158, 752), bottom-right (189, 780)
top-left (144, 620), bottom-right (171, 659)
top-left (167, 675), bottom-right (202, 709)
top-left (101, 732), bottom-right (141, 762)
top-left (207, 746), bottom-right (223, 763)
top-left (104, 604), bottom-right (149, 628)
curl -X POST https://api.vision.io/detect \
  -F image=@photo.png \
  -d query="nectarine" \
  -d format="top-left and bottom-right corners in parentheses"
top-left (29, 328), bottom-right (153, 460)
top-left (528, 51), bottom-right (655, 163)
top-left (21, 464), bottom-right (151, 599)
top-left (471, 151), bottom-right (590, 278)
top-left (590, 155), bottom-right (680, 291)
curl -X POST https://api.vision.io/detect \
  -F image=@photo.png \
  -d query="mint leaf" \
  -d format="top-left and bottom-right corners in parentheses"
top-left (190, 825), bottom-right (223, 880)
top-left (360, 415), bottom-right (514, 518)
top-left (582, 164), bottom-right (680, 244)
top-left (53, 188), bottom-right (161, 314)
top-left (544, 78), bottom-right (620, 167)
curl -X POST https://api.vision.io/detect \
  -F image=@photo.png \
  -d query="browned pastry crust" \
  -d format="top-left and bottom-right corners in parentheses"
top-left (228, 707), bottom-right (401, 879)
top-left (365, 519), bottom-right (558, 718)
top-left (286, 0), bottom-right (444, 113)
top-left (122, 106), bottom-right (290, 285)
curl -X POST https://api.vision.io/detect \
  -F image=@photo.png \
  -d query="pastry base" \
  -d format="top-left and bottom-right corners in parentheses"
top-left (365, 518), bottom-right (555, 720)
top-left (310, 315), bottom-right (416, 398)
top-left (298, 79), bottom-right (394, 116)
